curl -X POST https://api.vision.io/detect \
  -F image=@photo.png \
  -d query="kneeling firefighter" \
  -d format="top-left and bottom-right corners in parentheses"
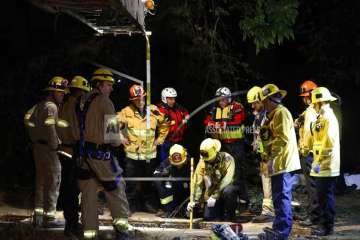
top-left (154, 144), bottom-right (190, 218)
top-left (187, 138), bottom-right (238, 221)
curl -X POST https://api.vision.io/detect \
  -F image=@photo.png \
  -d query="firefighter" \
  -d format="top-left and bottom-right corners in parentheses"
top-left (57, 76), bottom-right (90, 237)
top-left (294, 80), bottom-right (319, 226)
top-left (308, 87), bottom-right (340, 236)
top-left (76, 68), bottom-right (130, 240)
top-left (204, 87), bottom-right (249, 209)
top-left (258, 84), bottom-right (301, 240)
top-left (117, 85), bottom-right (169, 213)
top-left (246, 86), bottom-right (275, 223)
top-left (187, 138), bottom-right (238, 221)
top-left (24, 76), bottom-right (68, 228)
top-left (153, 144), bottom-right (190, 218)
top-left (158, 87), bottom-right (189, 162)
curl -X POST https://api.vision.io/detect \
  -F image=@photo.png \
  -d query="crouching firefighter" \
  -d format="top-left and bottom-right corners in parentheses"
top-left (187, 138), bottom-right (238, 221)
top-left (154, 144), bottom-right (190, 218)
top-left (75, 68), bottom-right (131, 240)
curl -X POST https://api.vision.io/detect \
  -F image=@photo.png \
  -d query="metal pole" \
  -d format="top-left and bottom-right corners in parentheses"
top-left (189, 157), bottom-right (194, 229)
top-left (145, 32), bottom-right (151, 161)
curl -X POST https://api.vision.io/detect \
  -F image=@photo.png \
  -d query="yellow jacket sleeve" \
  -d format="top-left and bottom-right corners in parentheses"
top-left (310, 105), bottom-right (340, 177)
top-left (271, 108), bottom-right (291, 169)
top-left (211, 155), bottom-right (235, 199)
top-left (44, 102), bottom-right (60, 150)
top-left (269, 106), bottom-right (300, 175)
top-left (193, 160), bottom-right (205, 202)
top-left (152, 106), bottom-right (169, 144)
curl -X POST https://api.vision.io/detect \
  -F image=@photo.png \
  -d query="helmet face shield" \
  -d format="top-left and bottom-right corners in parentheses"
top-left (200, 138), bottom-right (221, 161)
top-left (200, 150), bottom-right (209, 159)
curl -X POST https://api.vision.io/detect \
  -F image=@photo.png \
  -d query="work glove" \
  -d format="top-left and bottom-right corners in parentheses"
top-left (313, 164), bottom-right (320, 174)
top-left (187, 202), bottom-right (196, 212)
top-left (207, 197), bottom-right (217, 208)
top-left (183, 115), bottom-right (190, 125)
top-left (153, 170), bottom-right (162, 177)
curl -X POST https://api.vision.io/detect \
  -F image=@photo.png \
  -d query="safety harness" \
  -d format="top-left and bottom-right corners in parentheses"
top-left (75, 92), bottom-right (122, 191)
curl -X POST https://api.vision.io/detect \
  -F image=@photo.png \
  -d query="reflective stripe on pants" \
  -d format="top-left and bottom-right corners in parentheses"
top-left (33, 144), bottom-right (61, 214)
top-left (79, 176), bottom-right (129, 231)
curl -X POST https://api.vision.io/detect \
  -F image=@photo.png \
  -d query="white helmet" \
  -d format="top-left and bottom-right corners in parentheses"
top-left (161, 87), bottom-right (177, 104)
top-left (215, 87), bottom-right (232, 101)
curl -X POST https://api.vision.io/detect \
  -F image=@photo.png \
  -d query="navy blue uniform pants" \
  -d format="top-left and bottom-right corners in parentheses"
top-left (155, 180), bottom-right (189, 214)
top-left (204, 184), bottom-right (239, 221)
top-left (272, 172), bottom-right (294, 239)
top-left (222, 141), bottom-right (249, 204)
top-left (313, 177), bottom-right (337, 232)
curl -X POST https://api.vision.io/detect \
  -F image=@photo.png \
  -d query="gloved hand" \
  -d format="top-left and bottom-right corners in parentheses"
top-left (313, 164), bottom-right (320, 173)
top-left (187, 202), bottom-right (196, 212)
top-left (207, 197), bottom-right (217, 208)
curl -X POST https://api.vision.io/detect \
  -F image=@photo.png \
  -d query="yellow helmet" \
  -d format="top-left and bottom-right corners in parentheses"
top-left (311, 87), bottom-right (337, 104)
top-left (200, 138), bottom-right (221, 162)
top-left (247, 86), bottom-right (264, 103)
top-left (169, 144), bottom-right (188, 166)
top-left (69, 76), bottom-right (90, 92)
top-left (261, 83), bottom-right (287, 100)
top-left (44, 76), bottom-right (68, 92)
top-left (91, 68), bottom-right (114, 83)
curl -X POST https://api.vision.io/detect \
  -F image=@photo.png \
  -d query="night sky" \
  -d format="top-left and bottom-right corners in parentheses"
top-left (1, 0), bottom-right (359, 186)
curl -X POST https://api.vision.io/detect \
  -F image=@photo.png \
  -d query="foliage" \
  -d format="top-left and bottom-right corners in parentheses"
top-left (149, 0), bottom-right (299, 99)
top-left (239, 0), bottom-right (298, 53)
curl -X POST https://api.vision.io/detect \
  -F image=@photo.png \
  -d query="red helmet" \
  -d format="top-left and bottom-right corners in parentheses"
top-left (129, 85), bottom-right (146, 100)
top-left (299, 80), bottom-right (317, 97)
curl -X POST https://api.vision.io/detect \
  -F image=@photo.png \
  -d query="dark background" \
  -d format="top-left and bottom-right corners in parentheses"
top-left (0, 0), bottom-right (359, 188)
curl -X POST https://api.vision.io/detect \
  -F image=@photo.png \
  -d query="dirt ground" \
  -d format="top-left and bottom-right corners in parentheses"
top-left (0, 185), bottom-right (360, 239)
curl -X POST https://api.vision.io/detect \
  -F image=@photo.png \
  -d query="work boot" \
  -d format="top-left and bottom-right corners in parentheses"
top-left (43, 217), bottom-right (65, 228)
top-left (252, 213), bottom-right (274, 223)
top-left (32, 214), bottom-right (43, 228)
top-left (157, 210), bottom-right (172, 218)
top-left (292, 212), bottom-right (307, 221)
top-left (115, 230), bottom-right (134, 240)
top-left (258, 227), bottom-right (285, 240)
top-left (311, 226), bottom-right (334, 236)
top-left (299, 218), bottom-right (317, 227)
top-left (143, 202), bottom-right (158, 214)
top-left (64, 222), bottom-right (82, 239)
